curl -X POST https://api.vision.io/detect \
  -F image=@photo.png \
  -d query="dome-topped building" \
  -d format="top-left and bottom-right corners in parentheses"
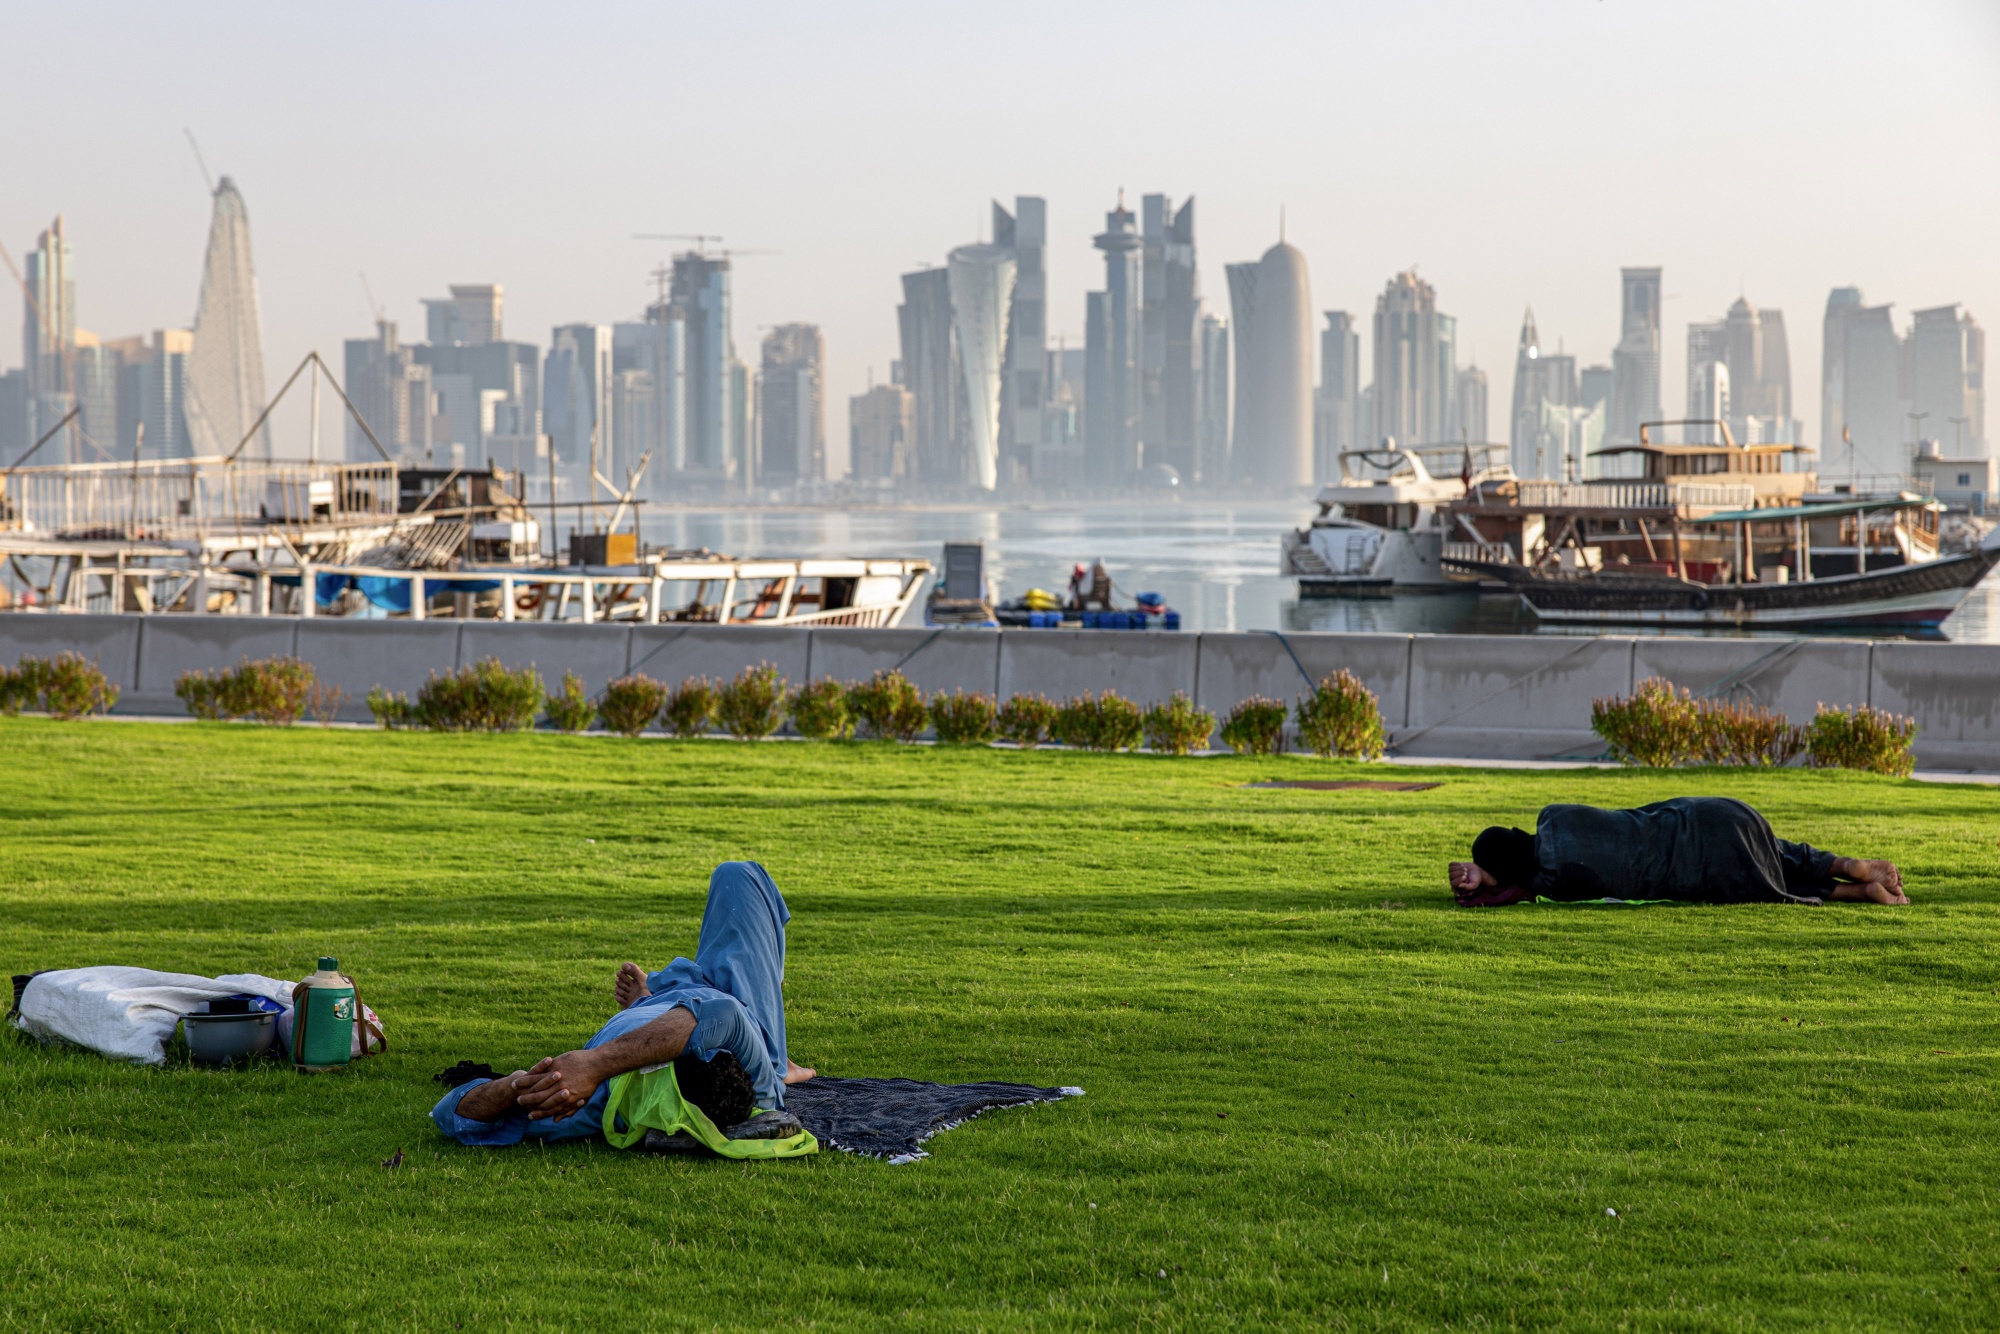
top-left (1227, 239), bottom-right (1313, 488)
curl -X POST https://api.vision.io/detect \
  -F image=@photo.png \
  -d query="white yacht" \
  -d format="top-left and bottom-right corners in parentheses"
top-left (1282, 443), bottom-right (1514, 594)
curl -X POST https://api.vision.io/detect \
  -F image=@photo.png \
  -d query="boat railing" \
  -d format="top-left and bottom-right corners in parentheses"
top-left (0, 459), bottom-right (400, 540)
top-left (1442, 539), bottom-right (1514, 565)
top-left (1512, 480), bottom-right (1755, 513)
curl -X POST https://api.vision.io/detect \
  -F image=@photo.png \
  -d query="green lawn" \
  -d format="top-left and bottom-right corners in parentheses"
top-left (1, 720), bottom-right (1996, 1331)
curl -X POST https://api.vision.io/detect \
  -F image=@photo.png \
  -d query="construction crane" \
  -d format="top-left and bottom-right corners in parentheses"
top-left (630, 233), bottom-right (779, 260)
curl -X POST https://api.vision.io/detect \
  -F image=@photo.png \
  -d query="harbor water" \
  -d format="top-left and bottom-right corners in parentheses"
top-left (637, 501), bottom-right (2000, 642)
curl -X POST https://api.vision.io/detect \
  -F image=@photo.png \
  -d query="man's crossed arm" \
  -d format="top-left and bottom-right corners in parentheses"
top-left (455, 1005), bottom-right (696, 1123)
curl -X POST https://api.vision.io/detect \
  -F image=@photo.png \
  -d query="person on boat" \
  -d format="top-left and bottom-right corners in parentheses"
top-left (431, 862), bottom-right (817, 1146)
top-left (1448, 797), bottom-right (1907, 907)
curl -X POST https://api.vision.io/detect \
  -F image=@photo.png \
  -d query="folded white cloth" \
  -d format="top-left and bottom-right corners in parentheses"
top-left (13, 967), bottom-right (297, 1066)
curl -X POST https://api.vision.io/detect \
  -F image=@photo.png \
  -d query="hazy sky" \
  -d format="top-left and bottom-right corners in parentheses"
top-left (6, 0), bottom-right (1998, 469)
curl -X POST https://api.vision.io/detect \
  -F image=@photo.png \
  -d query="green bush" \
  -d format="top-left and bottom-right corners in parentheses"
top-left (1592, 677), bottom-right (1701, 767)
top-left (366, 687), bottom-right (415, 729)
top-left (1806, 703), bottom-right (1918, 778)
top-left (543, 671), bottom-right (593, 734)
top-left (849, 669), bottom-right (928, 742)
top-left (5, 653), bottom-right (120, 720)
top-left (1219, 696), bottom-right (1287, 755)
top-left (1143, 691), bottom-right (1215, 756)
top-left (1052, 691), bottom-right (1143, 752)
top-left (716, 663), bottom-right (788, 740)
top-left (1296, 670), bottom-right (1386, 761)
top-left (597, 674), bottom-right (668, 737)
top-left (930, 690), bottom-right (998, 745)
top-left (1697, 698), bottom-right (1806, 767)
top-left (788, 679), bottom-right (853, 740)
top-left (663, 677), bottom-right (718, 739)
top-left (997, 693), bottom-right (1057, 748)
top-left (176, 656), bottom-right (316, 725)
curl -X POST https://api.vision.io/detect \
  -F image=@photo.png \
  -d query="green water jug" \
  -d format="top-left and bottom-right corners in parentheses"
top-left (292, 957), bottom-right (356, 1072)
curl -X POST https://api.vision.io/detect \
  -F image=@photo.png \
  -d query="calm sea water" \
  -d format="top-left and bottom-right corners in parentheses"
top-left (635, 501), bottom-right (2000, 643)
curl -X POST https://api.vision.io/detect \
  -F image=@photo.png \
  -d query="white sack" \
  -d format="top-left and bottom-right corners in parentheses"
top-left (13, 967), bottom-right (297, 1066)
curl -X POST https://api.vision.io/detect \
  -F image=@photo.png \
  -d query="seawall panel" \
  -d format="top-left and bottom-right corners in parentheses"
top-left (998, 631), bottom-right (1198, 707)
top-left (1194, 632), bottom-right (1412, 731)
top-left (295, 620), bottom-right (463, 720)
top-left (130, 617), bottom-right (301, 715)
top-left (1872, 642), bottom-right (2000, 769)
top-left (1632, 638), bottom-right (1874, 723)
top-left (0, 616), bottom-right (143, 710)
top-left (627, 625), bottom-right (812, 694)
top-left (457, 623), bottom-right (634, 696)
top-left (807, 628), bottom-right (1001, 698)
top-left (1404, 635), bottom-right (1634, 759)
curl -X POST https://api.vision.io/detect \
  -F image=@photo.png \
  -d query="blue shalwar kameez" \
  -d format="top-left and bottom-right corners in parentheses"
top-left (430, 861), bottom-right (793, 1146)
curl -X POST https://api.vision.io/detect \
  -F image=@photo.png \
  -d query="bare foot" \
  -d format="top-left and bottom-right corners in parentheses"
top-left (784, 1058), bottom-right (816, 1085)
top-left (614, 962), bottom-right (650, 1009)
top-left (1839, 859), bottom-right (1902, 893)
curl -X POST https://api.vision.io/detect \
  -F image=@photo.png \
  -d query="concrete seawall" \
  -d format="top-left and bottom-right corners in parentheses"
top-left (6, 614), bottom-right (1997, 770)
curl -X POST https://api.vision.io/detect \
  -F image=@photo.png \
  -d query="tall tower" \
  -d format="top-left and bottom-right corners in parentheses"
top-left (897, 267), bottom-right (958, 487)
top-left (670, 252), bottom-right (735, 478)
top-left (186, 179), bottom-right (271, 459)
top-left (1235, 239), bottom-right (1313, 488)
top-left (1373, 271), bottom-right (1440, 448)
top-left (756, 324), bottom-right (825, 485)
top-left (1821, 287), bottom-right (1865, 455)
top-left (1911, 305), bottom-right (1986, 453)
top-left (993, 197), bottom-right (1045, 487)
top-left (1140, 194), bottom-right (1201, 484)
top-left (22, 217), bottom-right (76, 460)
top-left (1224, 262), bottom-right (1260, 477)
top-left (948, 244), bottom-right (1016, 493)
top-left (1086, 196), bottom-right (1142, 486)
top-left (1315, 311), bottom-right (1359, 480)
top-left (1609, 267), bottom-right (1662, 444)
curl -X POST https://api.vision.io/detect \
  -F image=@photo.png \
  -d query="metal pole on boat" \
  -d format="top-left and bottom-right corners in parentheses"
top-left (410, 573), bottom-right (425, 621)
top-left (300, 561), bottom-right (313, 617)
top-left (581, 576), bottom-right (595, 624)
top-left (501, 576), bottom-right (515, 622)
top-left (1856, 510), bottom-right (1866, 575)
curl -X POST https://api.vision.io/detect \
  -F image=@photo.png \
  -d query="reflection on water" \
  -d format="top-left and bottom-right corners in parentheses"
top-left (636, 502), bottom-right (2000, 643)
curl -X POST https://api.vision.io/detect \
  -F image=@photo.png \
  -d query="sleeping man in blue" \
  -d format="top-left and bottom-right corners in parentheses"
top-left (431, 861), bottom-right (816, 1146)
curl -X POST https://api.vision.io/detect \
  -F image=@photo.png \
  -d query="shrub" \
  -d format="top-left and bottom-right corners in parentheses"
top-left (598, 674), bottom-right (668, 737)
top-left (14, 653), bottom-right (119, 720)
top-left (1220, 696), bottom-right (1287, 755)
top-left (402, 658), bottom-right (543, 732)
top-left (367, 687), bottom-right (415, 729)
top-left (716, 663), bottom-right (788, 740)
top-left (1143, 691), bottom-right (1215, 756)
top-left (1052, 691), bottom-right (1143, 752)
top-left (543, 671), bottom-right (593, 734)
top-left (663, 677), bottom-right (718, 739)
top-left (306, 682), bottom-right (348, 726)
top-left (997, 693), bottom-right (1057, 748)
top-left (1806, 703), bottom-right (1918, 778)
top-left (1296, 670), bottom-right (1386, 761)
top-left (179, 656), bottom-right (318, 726)
top-left (787, 679), bottom-right (852, 740)
top-left (1592, 677), bottom-right (1702, 767)
top-left (930, 690), bottom-right (998, 745)
top-left (1697, 698), bottom-right (1806, 767)
top-left (848, 669), bottom-right (928, 742)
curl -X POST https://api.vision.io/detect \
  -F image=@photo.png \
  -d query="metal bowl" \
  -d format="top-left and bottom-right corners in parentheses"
top-left (182, 1011), bottom-right (278, 1067)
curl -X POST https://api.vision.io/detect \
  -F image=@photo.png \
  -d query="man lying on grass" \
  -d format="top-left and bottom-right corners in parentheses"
top-left (432, 862), bottom-right (817, 1148)
top-left (1448, 796), bottom-right (1907, 907)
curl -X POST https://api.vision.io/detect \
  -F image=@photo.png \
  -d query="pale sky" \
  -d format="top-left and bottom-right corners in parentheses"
top-left (6, 0), bottom-right (1998, 469)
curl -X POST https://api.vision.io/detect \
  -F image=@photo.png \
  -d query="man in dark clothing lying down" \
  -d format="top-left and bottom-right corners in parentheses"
top-left (1448, 796), bottom-right (1907, 907)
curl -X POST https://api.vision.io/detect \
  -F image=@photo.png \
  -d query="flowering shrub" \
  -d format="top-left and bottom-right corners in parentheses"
top-left (1295, 670), bottom-right (1386, 760)
top-left (598, 674), bottom-right (669, 737)
top-left (788, 679), bottom-right (852, 740)
top-left (1806, 703), bottom-right (1917, 777)
top-left (663, 678), bottom-right (718, 738)
top-left (1142, 691), bottom-right (1215, 756)
top-left (716, 663), bottom-right (788, 740)
top-left (1052, 691), bottom-right (1143, 752)
top-left (930, 690), bottom-right (998, 745)
top-left (543, 671), bottom-right (593, 734)
top-left (997, 694), bottom-right (1058, 748)
top-left (848, 669), bottom-right (927, 742)
top-left (1219, 696), bottom-right (1287, 755)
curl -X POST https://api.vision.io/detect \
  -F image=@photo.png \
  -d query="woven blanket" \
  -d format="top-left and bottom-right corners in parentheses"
top-left (782, 1076), bottom-right (1083, 1164)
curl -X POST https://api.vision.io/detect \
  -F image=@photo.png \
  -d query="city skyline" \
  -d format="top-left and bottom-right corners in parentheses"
top-left (4, 0), bottom-right (1996, 477)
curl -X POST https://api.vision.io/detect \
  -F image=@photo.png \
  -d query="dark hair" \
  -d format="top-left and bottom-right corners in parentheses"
top-left (674, 1049), bottom-right (756, 1128)
top-left (1472, 826), bottom-right (1538, 889)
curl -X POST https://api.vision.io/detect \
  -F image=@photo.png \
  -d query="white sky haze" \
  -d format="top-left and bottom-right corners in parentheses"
top-left (5, 0), bottom-right (1997, 464)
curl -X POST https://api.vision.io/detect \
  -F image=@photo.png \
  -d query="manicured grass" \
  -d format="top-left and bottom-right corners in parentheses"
top-left (1, 719), bottom-right (1996, 1331)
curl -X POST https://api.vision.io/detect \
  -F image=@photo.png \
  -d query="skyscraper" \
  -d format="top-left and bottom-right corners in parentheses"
top-left (22, 216), bottom-right (76, 461)
top-left (1717, 298), bottom-right (1795, 443)
top-left (947, 245), bottom-right (1015, 493)
top-left (1086, 196), bottom-right (1142, 486)
top-left (756, 324), bottom-right (825, 486)
top-left (992, 197), bottom-right (1045, 487)
top-left (70, 334), bottom-right (119, 460)
top-left (0, 369), bottom-right (25, 458)
top-left (1911, 305), bottom-right (1986, 452)
top-left (1315, 311), bottom-right (1359, 480)
top-left (850, 380), bottom-right (913, 482)
top-left (1685, 319), bottom-right (1728, 442)
top-left (185, 178), bottom-right (270, 460)
top-left (1232, 239), bottom-right (1313, 488)
top-left (1454, 366), bottom-right (1488, 444)
top-left (1200, 314), bottom-right (1230, 483)
top-left (897, 267), bottom-right (959, 488)
top-left (1140, 194), bottom-right (1201, 483)
top-left (1373, 271), bottom-right (1447, 447)
top-left (669, 252), bottom-right (737, 480)
top-left (1822, 288), bottom-right (1911, 475)
top-left (343, 321), bottom-right (429, 462)
top-left (1609, 267), bottom-right (1662, 444)
top-left (1509, 309), bottom-right (1578, 478)
top-left (1821, 287), bottom-right (1864, 456)
top-left (543, 324), bottom-right (613, 492)
top-left (1224, 262), bottom-right (1260, 474)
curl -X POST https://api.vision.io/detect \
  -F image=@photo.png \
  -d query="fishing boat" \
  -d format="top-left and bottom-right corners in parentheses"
top-left (1438, 420), bottom-right (1987, 629)
top-left (1281, 443), bottom-right (1514, 594)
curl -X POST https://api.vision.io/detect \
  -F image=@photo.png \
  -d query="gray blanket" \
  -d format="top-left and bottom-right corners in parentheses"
top-left (783, 1076), bottom-right (1083, 1163)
